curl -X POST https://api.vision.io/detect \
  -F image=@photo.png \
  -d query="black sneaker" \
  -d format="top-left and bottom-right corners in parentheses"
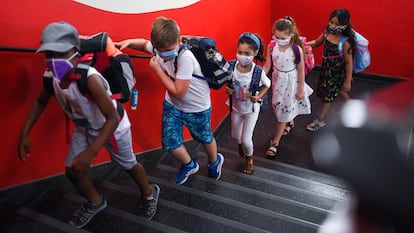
top-left (68, 196), bottom-right (107, 228)
top-left (142, 184), bottom-right (160, 220)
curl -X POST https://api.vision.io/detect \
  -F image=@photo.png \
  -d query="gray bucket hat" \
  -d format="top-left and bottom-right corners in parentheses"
top-left (36, 21), bottom-right (80, 53)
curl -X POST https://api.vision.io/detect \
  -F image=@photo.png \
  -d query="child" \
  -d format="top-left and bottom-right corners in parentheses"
top-left (225, 32), bottom-right (270, 174)
top-left (306, 8), bottom-right (355, 131)
top-left (17, 21), bottom-right (160, 228)
top-left (115, 17), bottom-right (224, 185)
top-left (263, 16), bottom-right (313, 159)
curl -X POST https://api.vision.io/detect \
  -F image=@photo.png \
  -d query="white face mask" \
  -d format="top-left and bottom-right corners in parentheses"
top-left (236, 54), bottom-right (254, 66)
top-left (276, 36), bottom-right (291, 46)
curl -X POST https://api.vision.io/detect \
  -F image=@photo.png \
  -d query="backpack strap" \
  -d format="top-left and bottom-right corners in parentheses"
top-left (292, 43), bottom-right (301, 65)
top-left (338, 36), bottom-right (349, 57)
top-left (250, 65), bottom-right (263, 112)
top-left (43, 71), bottom-right (55, 95)
top-left (227, 60), bottom-right (237, 112)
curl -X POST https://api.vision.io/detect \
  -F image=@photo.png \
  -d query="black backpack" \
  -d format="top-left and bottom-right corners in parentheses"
top-left (175, 36), bottom-right (232, 90)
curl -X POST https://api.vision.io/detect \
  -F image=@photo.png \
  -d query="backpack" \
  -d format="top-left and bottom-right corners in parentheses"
top-left (300, 36), bottom-right (315, 74)
top-left (228, 60), bottom-right (268, 112)
top-left (338, 31), bottom-right (371, 73)
top-left (268, 37), bottom-right (314, 76)
top-left (78, 32), bottom-right (136, 103)
top-left (175, 36), bottom-right (233, 90)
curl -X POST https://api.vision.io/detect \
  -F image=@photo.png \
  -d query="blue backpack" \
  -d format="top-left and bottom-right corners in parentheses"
top-left (338, 31), bottom-right (371, 73)
top-left (175, 36), bottom-right (233, 90)
top-left (228, 60), bottom-right (268, 112)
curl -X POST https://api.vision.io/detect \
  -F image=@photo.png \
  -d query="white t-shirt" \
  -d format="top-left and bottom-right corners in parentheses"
top-left (231, 62), bottom-right (271, 114)
top-left (145, 42), bottom-right (211, 113)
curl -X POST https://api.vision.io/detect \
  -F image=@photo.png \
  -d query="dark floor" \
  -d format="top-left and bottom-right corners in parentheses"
top-left (0, 69), bottom-right (398, 233)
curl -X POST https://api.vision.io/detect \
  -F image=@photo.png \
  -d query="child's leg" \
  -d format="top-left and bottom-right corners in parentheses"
top-left (66, 167), bottom-right (100, 203)
top-left (241, 112), bottom-right (259, 156)
top-left (231, 111), bottom-right (243, 144)
top-left (318, 101), bottom-right (331, 120)
top-left (266, 121), bottom-right (285, 157)
top-left (126, 163), bottom-right (153, 197)
top-left (65, 127), bottom-right (101, 203)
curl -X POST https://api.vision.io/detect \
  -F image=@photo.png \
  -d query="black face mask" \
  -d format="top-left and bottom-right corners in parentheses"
top-left (326, 24), bottom-right (344, 34)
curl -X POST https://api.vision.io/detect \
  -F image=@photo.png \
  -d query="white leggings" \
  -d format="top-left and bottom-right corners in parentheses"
top-left (231, 110), bottom-right (260, 156)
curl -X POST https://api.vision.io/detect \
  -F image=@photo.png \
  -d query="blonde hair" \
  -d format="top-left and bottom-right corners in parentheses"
top-left (150, 16), bottom-right (180, 49)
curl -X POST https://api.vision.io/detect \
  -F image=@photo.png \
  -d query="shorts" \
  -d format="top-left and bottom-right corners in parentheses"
top-left (162, 100), bottom-right (214, 151)
top-left (65, 125), bottom-right (137, 170)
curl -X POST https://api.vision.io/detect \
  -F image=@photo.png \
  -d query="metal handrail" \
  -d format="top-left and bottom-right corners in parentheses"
top-left (0, 46), bottom-right (152, 59)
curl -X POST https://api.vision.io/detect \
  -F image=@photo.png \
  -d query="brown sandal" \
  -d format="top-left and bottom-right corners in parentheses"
top-left (243, 156), bottom-right (254, 175)
top-left (238, 144), bottom-right (246, 159)
top-left (266, 141), bottom-right (278, 159)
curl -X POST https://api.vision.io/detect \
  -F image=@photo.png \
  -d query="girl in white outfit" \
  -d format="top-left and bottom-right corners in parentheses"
top-left (263, 16), bottom-right (313, 159)
top-left (226, 32), bottom-right (270, 174)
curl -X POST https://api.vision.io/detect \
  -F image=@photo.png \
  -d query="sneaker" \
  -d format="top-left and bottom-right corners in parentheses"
top-left (68, 196), bottom-right (107, 228)
top-left (173, 159), bottom-right (199, 185)
top-left (306, 118), bottom-right (326, 132)
top-left (208, 153), bottom-right (224, 180)
top-left (142, 184), bottom-right (160, 220)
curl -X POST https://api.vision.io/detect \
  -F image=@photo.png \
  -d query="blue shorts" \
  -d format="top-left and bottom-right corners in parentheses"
top-left (162, 100), bottom-right (214, 151)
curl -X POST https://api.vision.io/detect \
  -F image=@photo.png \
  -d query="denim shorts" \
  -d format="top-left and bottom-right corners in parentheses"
top-left (162, 100), bottom-right (214, 151)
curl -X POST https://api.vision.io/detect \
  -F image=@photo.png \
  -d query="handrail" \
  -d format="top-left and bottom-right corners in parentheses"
top-left (0, 46), bottom-right (152, 59)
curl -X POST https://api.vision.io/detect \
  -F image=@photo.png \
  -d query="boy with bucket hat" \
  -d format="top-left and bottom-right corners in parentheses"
top-left (17, 21), bottom-right (160, 228)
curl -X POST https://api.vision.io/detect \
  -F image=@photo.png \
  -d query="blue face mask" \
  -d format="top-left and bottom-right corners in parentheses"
top-left (155, 48), bottom-right (178, 61)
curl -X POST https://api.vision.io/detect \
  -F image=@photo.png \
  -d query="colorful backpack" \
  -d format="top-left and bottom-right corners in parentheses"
top-left (175, 36), bottom-right (233, 90)
top-left (228, 60), bottom-right (268, 112)
top-left (338, 31), bottom-right (371, 73)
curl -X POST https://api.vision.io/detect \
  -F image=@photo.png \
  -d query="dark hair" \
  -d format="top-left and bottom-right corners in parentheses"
top-left (273, 16), bottom-right (304, 54)
top-left (238, 32), bottom-right (265, 62)
top-left (329, 8), bottom-right (356, 57)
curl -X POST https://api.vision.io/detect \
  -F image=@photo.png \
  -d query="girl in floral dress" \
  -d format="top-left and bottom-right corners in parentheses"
top-left (263, 16), bottom-right (313, 158)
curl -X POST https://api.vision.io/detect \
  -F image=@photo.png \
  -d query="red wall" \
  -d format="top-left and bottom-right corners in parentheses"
top-left (0, 0), bottom-right (271, 188)
top-left (271, 0), bottom-right (414, 79)
top-left (1, 0), bottom-right (413, 189)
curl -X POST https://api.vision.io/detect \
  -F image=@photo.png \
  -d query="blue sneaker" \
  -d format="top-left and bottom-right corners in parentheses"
top-left (174, 159), bottom-right (199, 185)
top-left (208, 153), bottom-right (224, 180)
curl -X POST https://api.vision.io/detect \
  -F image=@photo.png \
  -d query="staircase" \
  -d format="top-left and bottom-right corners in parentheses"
top-left (2, 72), bottom-right (395, 233)
top-left (0, 141), bottom-right (350, 233)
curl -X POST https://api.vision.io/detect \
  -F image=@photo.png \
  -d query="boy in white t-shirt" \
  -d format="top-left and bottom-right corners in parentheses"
top-left (116, 17), bottom-right (224, 185)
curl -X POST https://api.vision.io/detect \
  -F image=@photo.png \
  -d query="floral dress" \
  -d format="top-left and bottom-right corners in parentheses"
top-left (317, 38), bottom-right (346, 102)
top-left (271, 44), bottom-right (313, 122)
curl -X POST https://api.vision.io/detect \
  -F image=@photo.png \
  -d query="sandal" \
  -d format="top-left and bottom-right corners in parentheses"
top-left (238, 144), bottom-right (246, 159)
top-left (306, 118), bottom-right (326, 132)
top-left (283, 121), bottom-right (295, 136)
top-left (265, 140), bottom-right (279, 159)
top-left (243, 156), bottom-right (254, 175)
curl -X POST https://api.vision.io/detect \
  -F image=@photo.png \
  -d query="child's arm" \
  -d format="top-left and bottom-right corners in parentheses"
top-left (296, 47), bottom-right (306, 100)
top-left (149, 56), bottom-right (190, 99)
top-left (70, 74), bottom-right (119, 173)
top-left (342, 40), bottom-right (353, 93)
top-left (307, 33), bottom-right (324, 48)
top-left (263, 42), bottom-right (273, 75)
top-left (115, 38), bottom-right (151, 53)
top-left (18, 88), bottom-right (52, 161)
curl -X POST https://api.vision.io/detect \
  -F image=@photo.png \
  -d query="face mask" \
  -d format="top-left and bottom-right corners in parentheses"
top-left (155, 48), bottom-right (178, 61)
top-left (236, 54), bottom-right (254, 66)
top-left (276, 37), bottom-right (291, 46)
top-left (45, 52), bottom-right (78, 81)
top-left (327, 24), bottom-right (345, 34)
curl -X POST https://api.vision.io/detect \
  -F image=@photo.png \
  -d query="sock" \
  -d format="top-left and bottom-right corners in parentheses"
top-left (208, 158), bottom-right (219, 167)
top-left (184, 160), bottom-right (194, 168)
